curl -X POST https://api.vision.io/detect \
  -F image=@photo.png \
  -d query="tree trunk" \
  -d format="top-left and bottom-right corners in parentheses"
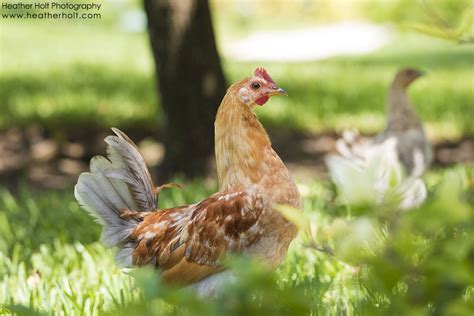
top-left (143, 0), bottom-right (227, 180)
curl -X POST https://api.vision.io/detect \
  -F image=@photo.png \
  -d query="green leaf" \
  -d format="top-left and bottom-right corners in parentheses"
top-left (404, 22), bottom-right (457, 41)
top-left (274, 204), bottom-right (310, 235)
top-left (455, 7), bottom-right (474, 37)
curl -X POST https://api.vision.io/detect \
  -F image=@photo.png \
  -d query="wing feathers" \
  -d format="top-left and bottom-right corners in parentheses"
top-left (130, 188), bottom-right (267, 284)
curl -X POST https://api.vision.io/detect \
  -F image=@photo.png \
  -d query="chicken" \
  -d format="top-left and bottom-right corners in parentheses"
top-left (327, 137), bottom-right (428, 210)
top-left (374, 68), bottom-right (433, 176)
top-left (74, 68), bottom-right (301, 296)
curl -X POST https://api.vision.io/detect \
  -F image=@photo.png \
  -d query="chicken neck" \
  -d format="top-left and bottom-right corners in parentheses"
top-left (214, 93), bottom-right (291, 193)
top-left (387, 84), bottom-right (423, 132)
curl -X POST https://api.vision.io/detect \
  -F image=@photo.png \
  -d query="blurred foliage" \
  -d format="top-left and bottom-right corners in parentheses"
top-left (405, 1), bottom-right (474, 43)
top-left (286, 166), bottom-right (474, 315)
top-left (211, 0), bottom-right (472, 36)
top-left (113, 260), bottom-right (313, 316)
top-left (359, 170), bottom-right (474, 315)
top-left (364, 0), bottom-right (471, 25)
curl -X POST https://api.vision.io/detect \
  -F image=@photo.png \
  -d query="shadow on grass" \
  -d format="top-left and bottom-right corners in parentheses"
top-left (0, 63), bottom-right (158, 130)
top-left (0, 185), bottom-right (100, 260)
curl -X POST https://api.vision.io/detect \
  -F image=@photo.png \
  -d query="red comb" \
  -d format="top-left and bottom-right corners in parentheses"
top-left (254, 67), bottom-right (275, 84)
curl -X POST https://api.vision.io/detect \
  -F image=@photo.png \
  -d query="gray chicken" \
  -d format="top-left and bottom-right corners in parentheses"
top-left (374, 68), bottom-right (433, 176)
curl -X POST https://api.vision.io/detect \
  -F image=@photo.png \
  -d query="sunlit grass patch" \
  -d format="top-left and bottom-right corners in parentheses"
top-left (1, 242), bottom-right (138, 315)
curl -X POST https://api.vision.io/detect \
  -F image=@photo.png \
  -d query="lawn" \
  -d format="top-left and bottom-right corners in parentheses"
top-left (1, 20), bottom-right (473, 139)
top-left (0, 178), bottom-right (342, 314)
top-left (1, 166), bottom-right (472, 315)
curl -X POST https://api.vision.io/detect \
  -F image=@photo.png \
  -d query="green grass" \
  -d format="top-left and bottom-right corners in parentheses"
top-left (0, 179), bottom-right (352, 315)
top-left (0, 178), bottom-right (372, 315)
top-left (0, 180), bottom-right (214, 314)
top-left (1, 20), bottom-right (473, 139)
top-left (1, 166), bottom-right (472, 315)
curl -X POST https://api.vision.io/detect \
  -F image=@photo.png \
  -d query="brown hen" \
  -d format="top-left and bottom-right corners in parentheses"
top-left (75, 68), bottom-right (301, 296)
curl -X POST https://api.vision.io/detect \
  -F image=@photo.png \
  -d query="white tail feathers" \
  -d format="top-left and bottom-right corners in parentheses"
top-left (74, 128), bottom-right (157, 267)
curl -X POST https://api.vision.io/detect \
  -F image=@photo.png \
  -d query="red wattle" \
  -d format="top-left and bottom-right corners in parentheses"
top-left (255, 95), bottom-right (269, 106)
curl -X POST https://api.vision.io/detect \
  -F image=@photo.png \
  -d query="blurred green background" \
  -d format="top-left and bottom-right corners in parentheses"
top-left (1, 0), bottom-right (473, 138)
top-left (0, 0), bottom-right (473, 315)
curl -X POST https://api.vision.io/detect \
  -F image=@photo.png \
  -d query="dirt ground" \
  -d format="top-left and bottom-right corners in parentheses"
top-left (1, 126), bottom-right (473, 190)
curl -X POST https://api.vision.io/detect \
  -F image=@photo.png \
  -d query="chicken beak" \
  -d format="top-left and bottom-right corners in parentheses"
top-left (268, 87), bottom-right (287, 97)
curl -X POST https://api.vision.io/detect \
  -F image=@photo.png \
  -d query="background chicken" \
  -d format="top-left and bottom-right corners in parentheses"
top-left (326, 68), bottom-right (431, 211)
top-left (74, 68), bottom-right (300, 296)
top-left (374, 68), bottom-right (433, 176)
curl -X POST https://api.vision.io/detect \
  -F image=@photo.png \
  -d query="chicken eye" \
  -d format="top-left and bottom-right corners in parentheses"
top-left (251, 82), bottom-right (260, 90)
